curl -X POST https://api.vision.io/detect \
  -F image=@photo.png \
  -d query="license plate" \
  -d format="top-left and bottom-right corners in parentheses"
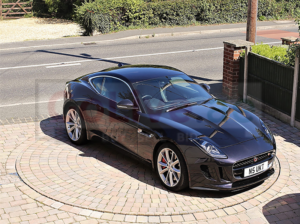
top-left (244, 161), bottom-right (268, 177)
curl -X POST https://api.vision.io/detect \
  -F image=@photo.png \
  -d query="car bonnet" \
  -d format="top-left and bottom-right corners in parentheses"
top-left (156, 100), bottom-right (266, 148)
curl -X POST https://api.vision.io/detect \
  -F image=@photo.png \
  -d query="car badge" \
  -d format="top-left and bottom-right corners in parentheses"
top-left (253, 157), bottom-right (258, 162)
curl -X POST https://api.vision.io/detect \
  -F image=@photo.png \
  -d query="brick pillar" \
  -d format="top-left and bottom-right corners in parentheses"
top-left (222, 40), bottom-right (254, 99)
top-left (281, 36), bottom-right (300, 45)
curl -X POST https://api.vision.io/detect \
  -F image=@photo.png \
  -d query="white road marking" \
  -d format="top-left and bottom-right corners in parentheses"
top-left (0, 41), bottom-right (282, 108)
top-left (0, 39), bottom-right (117, 51)
top-left (0, 99), bottom-right (63, 108)
top-left (0, 41), bottom-right (282, 71)
top-left (46, 63), bottom-right (81, 68)
top-left (0, 47), bottom-right (224, 70)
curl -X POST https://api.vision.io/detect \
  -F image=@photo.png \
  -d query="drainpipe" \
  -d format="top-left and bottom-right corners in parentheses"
top-left (243, 45), bottom-right (251, 103)
top-left (291, 48), bottom-right (299, 127)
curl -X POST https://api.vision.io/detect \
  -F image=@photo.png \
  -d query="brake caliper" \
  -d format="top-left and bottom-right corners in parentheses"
top-left (162, 157), bottom-right (166, 169)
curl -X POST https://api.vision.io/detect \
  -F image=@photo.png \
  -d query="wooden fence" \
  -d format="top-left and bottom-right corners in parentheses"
top-left (239, 53), bottom-right (300, 122)
top-left (0, 0), bottom-right (32, 19)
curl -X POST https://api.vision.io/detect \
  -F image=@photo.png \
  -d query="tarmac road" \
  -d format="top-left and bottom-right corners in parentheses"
top-left (0, 26), bottom-right (298, 121)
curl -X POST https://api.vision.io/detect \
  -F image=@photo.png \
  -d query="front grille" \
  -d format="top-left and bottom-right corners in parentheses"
top-left (233, 151), bottom-right (272, 169)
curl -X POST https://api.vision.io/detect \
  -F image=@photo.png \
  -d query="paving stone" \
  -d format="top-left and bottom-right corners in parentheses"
top-left (148, 216), bottom-right (160, 223)
top-left (125, 215), bottom-right (137, 222)
top-left (136, 216), bottom-right (148, 223)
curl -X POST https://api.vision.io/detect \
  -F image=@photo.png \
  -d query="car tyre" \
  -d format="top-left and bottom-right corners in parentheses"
top-left (155, 143), bottom-right (188, 191)
top-left (64, 104), bottom-right (87, 145)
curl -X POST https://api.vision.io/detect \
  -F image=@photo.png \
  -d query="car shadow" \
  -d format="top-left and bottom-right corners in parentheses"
top-left (263, 193), bottom-right (300, 223)
top-left (40, 115), bottom-right (265, 199)
top-left (36, 49), bottom-right (130, 66)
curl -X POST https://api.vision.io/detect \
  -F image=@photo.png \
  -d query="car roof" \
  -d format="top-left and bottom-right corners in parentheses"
top-left (85, 64), bottom-right (187, 84)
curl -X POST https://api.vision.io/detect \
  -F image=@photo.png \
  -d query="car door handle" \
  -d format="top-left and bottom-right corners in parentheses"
top-left (137, 128), bottom-right (153, 138)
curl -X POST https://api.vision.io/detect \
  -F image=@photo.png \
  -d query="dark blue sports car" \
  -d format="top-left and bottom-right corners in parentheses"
top-left (63, 65), bottom-right (276, 191)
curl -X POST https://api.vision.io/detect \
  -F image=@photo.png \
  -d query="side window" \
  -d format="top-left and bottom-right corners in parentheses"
top-left (91, 77), bottom-right (104, 93)
top-left (102, 77), bottom-right (135, 103)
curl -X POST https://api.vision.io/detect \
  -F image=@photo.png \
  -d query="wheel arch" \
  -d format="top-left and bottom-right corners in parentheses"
top-left (63, 100), bottom-right (92, 140)
top-left (152, 139), bottom-right (191, 186)
top-left (63, 100), bottom-right (79, 119)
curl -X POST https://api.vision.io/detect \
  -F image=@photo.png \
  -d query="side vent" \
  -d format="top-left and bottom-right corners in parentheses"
top-left (209, 107), bottom-right (226, 114)
top-left (184, 112), bottom-right (203, 120)
top-left (200, 165), bottom-right (212, 179)
top-left (219, 167), bottom-right (230, 181)
top-left (202, 105), bottom-right (226, 115)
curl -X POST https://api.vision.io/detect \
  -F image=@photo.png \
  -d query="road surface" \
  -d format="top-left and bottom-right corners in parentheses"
top-left (0, 27), bottom-right (298, 121)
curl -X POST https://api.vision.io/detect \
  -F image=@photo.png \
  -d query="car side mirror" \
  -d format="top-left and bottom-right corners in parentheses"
top-left (200, 83), bottom-right (210, 93)
top-left (117, 99), bottom-right (138, 110)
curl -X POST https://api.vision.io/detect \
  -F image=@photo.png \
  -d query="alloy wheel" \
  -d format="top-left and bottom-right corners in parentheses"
top-left (65, 109), bottom-right (82, 141)
top-left (157, 148), bottom-right (181, 187)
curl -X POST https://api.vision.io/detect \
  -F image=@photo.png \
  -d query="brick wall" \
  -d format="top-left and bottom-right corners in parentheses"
top-left (222, 44), bottom-right (244, 98)
top-left (281, 37), bottom-right (300, 45)
top-left (222, 40), bottom-right (253, 99)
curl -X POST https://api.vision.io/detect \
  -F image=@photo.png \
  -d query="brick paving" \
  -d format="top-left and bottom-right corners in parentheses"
top-left (0, 100), bottom-right (300, 223)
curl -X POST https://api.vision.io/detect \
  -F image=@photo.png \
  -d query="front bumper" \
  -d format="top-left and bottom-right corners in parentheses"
top-left (191, 167), bottom-right (274, 191)
top-left (189, 151), bottom-right (276, 191)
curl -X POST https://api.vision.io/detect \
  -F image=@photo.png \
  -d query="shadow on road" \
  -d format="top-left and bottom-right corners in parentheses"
top-left (40, 115), bottom-right (265, 199)
top-left (263, 193), bottom-right (300, 223)
top-left (34, 49), bottom-right (224, 96)
top-left (36, 49), bottom-right (131, 66)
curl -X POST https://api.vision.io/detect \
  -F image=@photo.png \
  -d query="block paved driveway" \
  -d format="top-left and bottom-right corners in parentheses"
top-left (0, 99), bottom-right (300, 224)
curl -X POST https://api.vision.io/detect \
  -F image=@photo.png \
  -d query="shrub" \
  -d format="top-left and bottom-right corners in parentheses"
top-left (253, 44), bottom-right (289, 65)
top-left (259, 16), bottom-right (266, 21)
top-left (75, 0), bottom-right (300, 35)
top-left (240, 43), bottom-right (299, 67)
top-left (286, 44), bottom-right (299, 67)
top-left (75, 0), bottom-right (144, 35)
top-left (33, 0), bottom-right (83, 19)
top-left (33, 0), bottom-right (300, 22)
top-left (24, 12), bottom-right (34, 18)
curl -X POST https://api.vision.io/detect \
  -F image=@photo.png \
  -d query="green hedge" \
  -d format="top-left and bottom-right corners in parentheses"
top-left (33, 0), bottom-right (83, 19)
top-left (240, 43), bottom-right (299, 67)
top-left (32, 0), bottom-right (300, 27)
top-left (74, 0), bottom-right (300, 35)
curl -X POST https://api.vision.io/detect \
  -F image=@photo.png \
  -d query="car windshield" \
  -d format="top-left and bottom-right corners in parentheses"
top-left (133, 75), bottom-right (211, 113)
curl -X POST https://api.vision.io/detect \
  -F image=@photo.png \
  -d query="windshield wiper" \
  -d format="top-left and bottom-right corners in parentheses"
top-left (166, 102), bottom-right (197, 112)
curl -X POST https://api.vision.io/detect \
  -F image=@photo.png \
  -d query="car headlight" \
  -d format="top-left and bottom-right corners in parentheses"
top-left (260, 119), bottom-right (273, 141)
top-left (189, 138), bottom-right (227, 159)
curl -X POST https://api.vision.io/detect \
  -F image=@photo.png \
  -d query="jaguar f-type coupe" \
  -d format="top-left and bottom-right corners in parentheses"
top-left (63, 64), bottom-right (276, 191)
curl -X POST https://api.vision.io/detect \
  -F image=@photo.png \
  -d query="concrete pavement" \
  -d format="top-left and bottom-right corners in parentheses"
top-left (0, 20), bottom-right (297, 50)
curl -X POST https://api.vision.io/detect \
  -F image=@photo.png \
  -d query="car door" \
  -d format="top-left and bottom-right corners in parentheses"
top-left (90, 76), bottom-right (139, 154)
top-left (88, 77), bottom-right (109, 137)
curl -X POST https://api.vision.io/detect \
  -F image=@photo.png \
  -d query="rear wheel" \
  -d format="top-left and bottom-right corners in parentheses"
top-left (155, 143), bottom-right (188, 191)
top-left (65, 105), bottom-right (87, 145)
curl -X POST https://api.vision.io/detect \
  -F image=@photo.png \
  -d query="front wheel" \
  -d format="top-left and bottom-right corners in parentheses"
top-left (65, 105), bottom-right (87, 145)
top-left (155, 143), bottom-right (188, 191)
